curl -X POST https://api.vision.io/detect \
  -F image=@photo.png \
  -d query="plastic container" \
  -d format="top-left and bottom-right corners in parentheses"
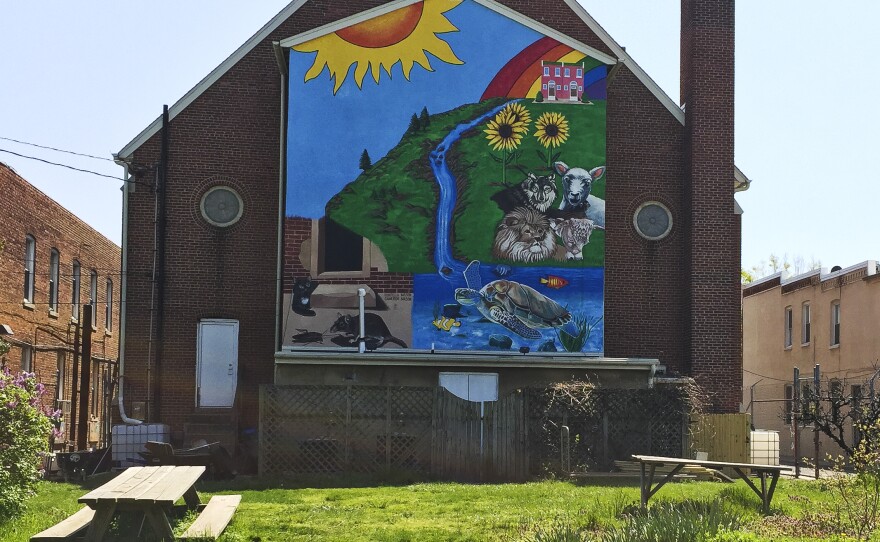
top-left (111, 424), bottom-right (170, 467)
top-left (750, 430), bottom-right (780, 466)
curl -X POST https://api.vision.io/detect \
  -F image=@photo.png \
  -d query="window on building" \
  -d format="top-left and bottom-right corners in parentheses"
top-left (577, 68), bottom-right (582, 77)
top-left (21, 345), bottom-right (33, 373)
top-left (831, 301), bottom-right (841, 346)
top-left (784, 306), bottom-right (792, 348)
top-left (319, 218), bottom-right (364, 273)
top-left (23, 235), bottom-right (35, 302)
top-left (801, 303), bottom-right (811, 345)
top-left (801, 383), bottom-right (814, 424)
top-left (89, 270), bottom-right (98, 328)
top-left (830, 379), bottom-right (843, 423)
top-left (91, 364), bottom-right (100, 416)
top-left (555, 67), bottom-right (560, 76)
top-left (564, 68), bottom-right (570, 77)
top-left (105, 279), bottom-right (113, 331)
top-left (71, 260), bottom-right (81, 320)
top-left (56, 352), bottom-right (66, 401)
top-left (543, 66), bottom-right (549, 76)
top-left (784, 384), bottom-right (793, 424)
top-left (49, 249), bottom-right (59, 312)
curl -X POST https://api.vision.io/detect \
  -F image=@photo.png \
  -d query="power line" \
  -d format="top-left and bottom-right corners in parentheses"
top-left (0, 136), bottom-right (115, 162)
top-left (0, 148), bottom-right (139, 184)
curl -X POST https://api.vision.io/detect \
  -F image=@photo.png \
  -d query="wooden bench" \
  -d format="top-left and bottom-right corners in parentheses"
top-left (632, 454), bottom-right (792, 513)
top-left (180, 495), bottom-right (241, 540)
top-left (30, 506), bottom-right (95, 541)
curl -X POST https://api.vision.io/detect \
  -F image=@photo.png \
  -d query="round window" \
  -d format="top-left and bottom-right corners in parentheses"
top-left (633, 201), bottom-right (673, 240)
top-left (200, 186), bottom-right (243, 227)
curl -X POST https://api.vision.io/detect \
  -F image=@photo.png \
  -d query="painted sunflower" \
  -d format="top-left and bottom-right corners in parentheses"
top-left (502, 102), bottom-right (531, 131)
top-left (484, 109), bottom-right (527, 152)
top-left (534, 112), bottom-right (569, 149)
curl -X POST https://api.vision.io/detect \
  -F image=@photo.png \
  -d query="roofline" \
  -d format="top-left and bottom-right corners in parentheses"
top-left (115, 0), bottom-right (752, 188)
top-left (744, 260), bottom-right (880, 295)
top-left (278, 0), bottom-right (618, 65)
top-left (116, 0), bottom-right (309, 159)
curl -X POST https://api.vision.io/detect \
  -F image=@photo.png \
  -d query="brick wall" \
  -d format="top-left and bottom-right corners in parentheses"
top-left (0, 162), bottom-right (121, 445)
top-left (120, 0), bottom-right (743, 438)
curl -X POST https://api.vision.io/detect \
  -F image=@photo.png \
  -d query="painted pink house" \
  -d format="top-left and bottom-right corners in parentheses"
top-left (541, 60), bottom-right (585, 101)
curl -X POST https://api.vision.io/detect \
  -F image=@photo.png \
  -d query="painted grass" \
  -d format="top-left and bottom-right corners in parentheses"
top-left (0, 476), bottom-right (858, 542)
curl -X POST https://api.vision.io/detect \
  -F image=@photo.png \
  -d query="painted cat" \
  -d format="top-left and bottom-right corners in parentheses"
top-left (329, 312), bottom-right (408, 349)
top-left (491, 173), bottom-right (557, 213)
top-left (291, 277), bottom-right (318, 316)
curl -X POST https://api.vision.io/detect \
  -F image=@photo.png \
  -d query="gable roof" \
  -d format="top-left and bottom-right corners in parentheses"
top-left (114, 0), bottom-right (750, 191)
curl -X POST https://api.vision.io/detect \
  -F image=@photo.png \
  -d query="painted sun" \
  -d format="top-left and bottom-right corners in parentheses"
top-left (293, 0), bottom-right (464, 94)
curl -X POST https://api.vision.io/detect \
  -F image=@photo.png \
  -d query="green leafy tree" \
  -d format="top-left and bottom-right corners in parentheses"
top-left (0, 369), bottom-right (59, 519)
top-left (359, 149), bottom-right (372, 171)
top-left (419, 107), bottom-right (430, 129)
top-left (535, 91), bottom-right (544, 103)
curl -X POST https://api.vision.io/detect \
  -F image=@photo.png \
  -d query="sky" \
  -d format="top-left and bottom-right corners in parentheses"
top-left (1, 1), bottom-right (878, 273)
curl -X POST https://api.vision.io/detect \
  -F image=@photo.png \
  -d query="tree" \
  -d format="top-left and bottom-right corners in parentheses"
top-left (744, 253), bottom-right (821, 283)
top-left (419, 107), bottom-right (430, 129)
top-left (535, 91), bottom-right (544, 103)
top-left (408, 113), bottom-right (420, 133)
top-left (359, 149), bottom-right (372, 171)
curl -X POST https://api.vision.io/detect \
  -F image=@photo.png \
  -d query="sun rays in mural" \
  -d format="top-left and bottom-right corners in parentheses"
top-left (294, 0), bottom-right (464, 94)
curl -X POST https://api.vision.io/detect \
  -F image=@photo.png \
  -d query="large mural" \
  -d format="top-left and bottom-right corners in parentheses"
top-left (283, 0), bottom-right (607, 354)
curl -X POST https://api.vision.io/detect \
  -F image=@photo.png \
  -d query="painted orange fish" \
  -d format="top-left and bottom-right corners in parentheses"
top-left (540, 275), bottom-right (569, 289)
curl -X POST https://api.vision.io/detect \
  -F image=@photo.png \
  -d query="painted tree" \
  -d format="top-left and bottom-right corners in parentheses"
top-left (359, 149), bottom-right (372, 171)
top-left (419, 107), bottom-right (430, 129)
top-left (535, 91), bottom-right (544, 103)
top-left (408, 113), bottom-right (420, 133)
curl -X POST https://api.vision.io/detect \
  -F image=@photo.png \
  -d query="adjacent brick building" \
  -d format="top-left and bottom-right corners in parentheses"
top-left (0, 162), bottom-right (120, 449)
top-left (114, 0), bottom-right (749, 450)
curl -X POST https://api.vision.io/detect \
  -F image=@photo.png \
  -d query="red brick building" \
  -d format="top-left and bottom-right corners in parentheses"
top-left (114, 0), bottom-right (749, 449)
top-left (0, 162), bottom-right (120, 450)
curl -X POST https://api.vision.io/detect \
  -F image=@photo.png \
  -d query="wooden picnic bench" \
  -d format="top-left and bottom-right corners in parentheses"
top-left (31, 465), bottom-right (241, 541)
top-left (632, 454), bottom-right (792, 513)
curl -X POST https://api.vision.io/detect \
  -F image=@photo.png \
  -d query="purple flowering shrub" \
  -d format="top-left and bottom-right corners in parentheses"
top-left (0, 367), bottom-right (60, 519)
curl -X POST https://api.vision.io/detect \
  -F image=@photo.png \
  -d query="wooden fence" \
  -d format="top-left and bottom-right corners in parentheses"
top-left (689, 413), bottom-right (751, 463)
top-left (259, 384), bottom-right (689, 481)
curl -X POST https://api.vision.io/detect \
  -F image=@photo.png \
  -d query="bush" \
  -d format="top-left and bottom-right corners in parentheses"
top-left (0, 367), bottom-right (60, 519)
top-left (602, 499), bottom-right (743, 542)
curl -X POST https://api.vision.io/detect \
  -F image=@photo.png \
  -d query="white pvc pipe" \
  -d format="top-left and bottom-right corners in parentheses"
top-left (115, 163), bottom-right (142, 425)
top-left (357, 288), bottom-right (366, 353)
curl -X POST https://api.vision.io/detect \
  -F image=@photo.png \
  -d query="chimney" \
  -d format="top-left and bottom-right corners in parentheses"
top-left (681, 0), bottom-right (740, 412)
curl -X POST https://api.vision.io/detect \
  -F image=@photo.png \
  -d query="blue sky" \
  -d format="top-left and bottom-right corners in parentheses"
top-left (1, 1), bottom-right (878, 272)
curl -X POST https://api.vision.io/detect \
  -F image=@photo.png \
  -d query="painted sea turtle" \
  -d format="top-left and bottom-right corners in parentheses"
top-left (454, 260), bottom-right (571, 340)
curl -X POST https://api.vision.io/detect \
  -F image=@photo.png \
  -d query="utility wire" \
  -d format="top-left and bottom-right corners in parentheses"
top-left (0, 136), bottom-right (115, 162)
top-left (0, 148), bottom-right (141, 184)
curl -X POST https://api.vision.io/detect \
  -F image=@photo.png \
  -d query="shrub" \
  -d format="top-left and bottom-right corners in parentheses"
top-left (821, 417), bottom-right (880, 540)
top-left (602, 499), bottom-right (743, 542)
top-left (0, 368), bottom-right (60, 519)
top-left (535, 91), bottom-right (544, 103)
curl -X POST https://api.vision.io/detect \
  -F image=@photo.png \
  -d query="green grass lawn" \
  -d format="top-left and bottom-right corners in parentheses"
top-left (0, 476), bottom-right (862, 542)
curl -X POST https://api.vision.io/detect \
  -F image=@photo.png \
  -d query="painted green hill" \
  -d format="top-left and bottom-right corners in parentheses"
top-left (326, 99), bottom-right (506, 273)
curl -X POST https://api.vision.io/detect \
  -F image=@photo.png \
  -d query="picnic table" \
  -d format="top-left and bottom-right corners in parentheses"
top-left (632, 454), bottom-right (792, 513)
top-left (31, 465), bottom-right (240, 541)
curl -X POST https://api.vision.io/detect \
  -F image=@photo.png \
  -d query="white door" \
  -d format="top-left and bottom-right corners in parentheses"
top-left (196, 319), bottom-right (239, 408)
top-left (439, 373), bottom-right (498, 402)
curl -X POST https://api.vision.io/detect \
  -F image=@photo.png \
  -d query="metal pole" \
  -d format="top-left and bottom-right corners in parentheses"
top-left (69, 308), bottom-right (81, 451)
top-left (793, 367), bottom-right (800, 479)
top-left (77, 304), bottom-right (93, 451)
top-left (814, 364), bottom-right (820, 480)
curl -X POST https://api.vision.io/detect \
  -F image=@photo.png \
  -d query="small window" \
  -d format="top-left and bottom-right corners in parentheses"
top-left (801, 383), bottom-right (814, 424)
top-left (830, 379), bottom-right (843, 423)
top-left (322, 219), bottom-right (363, 272)
top-left (23, 235), bottom-right (35, 302)
top-left (801, 303), bottom-right (811, 345)
top-left (21, 345), bottom-right (33, 373)
top-left (56, 352), bottom-right (66, 401)
top-left (105, 279), bottom-right (113, 331)
top-left (72, 261), bottom-right (81, 320)
top-left (49, 249), bottom-right (60, 311)
top-left (91, 364), bottom-right (100, 416)
top-left (89, 270), bottom-right (98, 328)
top-left (543, 67), bottom-right (549, 76)
top-left (564, 68), bottom-right (570, 77)
top-left (577, 68), bottom-right (583, 77)
top-left (831, 301), bottom-right (841, 346)
top-left (784, 384), bottom-right (793, 424)
top-left (784, 306), bottom-right (792, 348)
top-left (555, 67), bottom-right (560, 76)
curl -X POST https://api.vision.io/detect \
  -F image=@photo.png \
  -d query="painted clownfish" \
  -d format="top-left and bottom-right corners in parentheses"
top-left (432, 317), bottom-right (462, 332)
top-left (540, 275), bottom-right (569, 289)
